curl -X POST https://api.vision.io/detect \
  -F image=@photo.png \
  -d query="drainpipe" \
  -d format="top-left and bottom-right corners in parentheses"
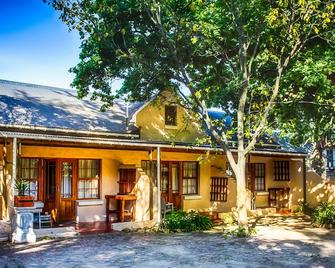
top-left (125, 101), bottom-right (129, 131)
top-left (157, 146), bottom-right (161, 224)
top-left (303, 157), bottom-right (307, 206)
top-left (11, 137), bottom-right (17, 207)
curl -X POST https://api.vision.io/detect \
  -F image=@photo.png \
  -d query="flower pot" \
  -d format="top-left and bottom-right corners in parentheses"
top-left (14, 196), bottom-right (34, 207)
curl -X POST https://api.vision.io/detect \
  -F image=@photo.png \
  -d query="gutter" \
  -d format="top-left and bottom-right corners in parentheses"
top-left (0, 130), bottom-right (308, 158)
top-left (0, 124), bottom-right (139, 139)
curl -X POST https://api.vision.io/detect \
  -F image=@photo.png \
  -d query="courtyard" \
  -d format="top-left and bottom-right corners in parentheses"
top-left (0, 216), bottom-right (334, 268)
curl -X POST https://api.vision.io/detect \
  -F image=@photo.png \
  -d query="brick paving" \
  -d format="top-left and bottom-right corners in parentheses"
top-left (0, 216), bottom-right (334, 268)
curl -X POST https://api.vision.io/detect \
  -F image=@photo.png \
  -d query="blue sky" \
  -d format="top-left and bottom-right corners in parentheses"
top-left (0, 0), bottom-right (81, 88)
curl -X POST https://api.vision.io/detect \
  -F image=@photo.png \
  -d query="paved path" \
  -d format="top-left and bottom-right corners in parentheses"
top-left (0, 216), bottom-right (334, 268)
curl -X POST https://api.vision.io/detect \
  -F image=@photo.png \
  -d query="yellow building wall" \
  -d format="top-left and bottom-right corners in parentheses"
top-left (250, 156), bottom-right (304, 210)
top-left (12, 145), bottom-right (306, 222)
top-left (0, 145), bottom-right (3, 219)
top-left (306, 170), bottom-right (335, 206)
top-left (135, 93), bottom-right (204, 143)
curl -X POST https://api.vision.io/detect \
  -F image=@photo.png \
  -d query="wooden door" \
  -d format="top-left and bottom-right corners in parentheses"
top-left (43, 159), bottom-right (57, 222)
top-left (119, 168), bottom-right (136, 194)
top-left (161, 162), bottom-right (182, 210)
top-left (56, 159), bottom-right (77, 222)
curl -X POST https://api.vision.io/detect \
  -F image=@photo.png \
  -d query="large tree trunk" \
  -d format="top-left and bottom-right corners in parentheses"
top-left (236, 154), bottom-right (248, 226)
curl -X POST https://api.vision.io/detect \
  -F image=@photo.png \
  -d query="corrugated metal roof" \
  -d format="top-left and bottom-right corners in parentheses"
top-left (0, 79), bottom-right (306, 155)
top-left (0, 79), bottom-right (143, 134)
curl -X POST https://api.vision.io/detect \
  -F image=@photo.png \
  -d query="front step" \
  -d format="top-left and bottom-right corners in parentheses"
top-left (0, 234), bottom-right (9, 242)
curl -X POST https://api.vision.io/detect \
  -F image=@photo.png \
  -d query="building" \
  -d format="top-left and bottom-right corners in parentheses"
top-left (0, 79), bottom-right (312, 230)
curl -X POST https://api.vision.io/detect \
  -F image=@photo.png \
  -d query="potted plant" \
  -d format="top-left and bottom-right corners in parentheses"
top-left (14, 179), bottom-right (34, 207)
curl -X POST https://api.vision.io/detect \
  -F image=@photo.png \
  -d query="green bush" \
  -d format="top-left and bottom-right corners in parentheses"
top-left (225, 226), bottom-right (257, 238)
top-left (312, 202), bottom-right (335, 228)
top-left (160, 210), bottom-right (213, 233)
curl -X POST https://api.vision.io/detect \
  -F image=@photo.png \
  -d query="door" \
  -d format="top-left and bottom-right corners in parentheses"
top-left (57, 159), bottom-right (77, 222)
top-left (43, 159), bottom-right (57, 222)
top-left (161, 162), bottom-right (182, 209)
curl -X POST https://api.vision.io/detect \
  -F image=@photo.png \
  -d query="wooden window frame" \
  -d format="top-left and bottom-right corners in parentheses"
top-left (273, 161), bottom-right (290, 181)
top-left (251, 163), bottom-right (266, 192)
top-left (19, 157), bottom-right (42, 200)
top-left (210, 177), bottom-right (228, 202)
top-left (182, 161), bottom-right (199, 195)
top-left (77, 159), bottom-right (101, 200)
top-left (165, 105), bottom-right (177, 126)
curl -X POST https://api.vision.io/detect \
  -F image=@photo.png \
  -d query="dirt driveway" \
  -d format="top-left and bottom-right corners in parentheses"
top-left (0, 216), bottom-right (334, 268)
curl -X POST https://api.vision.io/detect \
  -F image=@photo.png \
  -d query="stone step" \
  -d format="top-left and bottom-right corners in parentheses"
top-left (0, 234), bottom-right (9, 242)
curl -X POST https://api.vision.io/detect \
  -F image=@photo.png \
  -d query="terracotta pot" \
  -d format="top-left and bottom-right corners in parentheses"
top-left (14, 196), bottom-right (34, 207)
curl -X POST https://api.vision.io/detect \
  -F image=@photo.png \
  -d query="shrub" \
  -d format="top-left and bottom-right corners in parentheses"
top-left (295, 201), bottom-right (315, 216)
top-left (225, 226), bottom-right (257, 238)
top-left (312, 202), bottom-right (335, 228)
top-left (160, 210), bottom-right (213, 233)
top-left (220, 213), bottom-right (235, 225)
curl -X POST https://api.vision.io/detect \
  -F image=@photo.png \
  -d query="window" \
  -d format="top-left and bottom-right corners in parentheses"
top-left (182, 162), bottom-right (198, 194)
top-left (20, 158), bottom-right (39, 199)
top-left (210, 177), bottom-right (228, 202)
top-left (273, 161), bottom-right (290, 181)
top-left (249, 163), bottom-right (266, 191)
top-left (78, 159), bottom-right (100, 199)
top-left (327, 149), bottom-right (335, 168)
top-left (165, 105), bottom-right (177, 126)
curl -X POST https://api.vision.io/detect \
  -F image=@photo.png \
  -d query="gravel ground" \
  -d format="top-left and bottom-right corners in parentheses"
top-left (0, 216), bottom-right (334, 268)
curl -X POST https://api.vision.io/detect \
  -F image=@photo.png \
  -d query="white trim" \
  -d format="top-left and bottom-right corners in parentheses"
top-left (76, 200), bottom-right (104, 206)
top-left (165, 125), bottom-right (178, 130)
top-left (130, 100), bottom-right (152, 123)
top-left (183, 195), bottom-right (202, 200)
top-left (256, 191), bottom-right (269, 196)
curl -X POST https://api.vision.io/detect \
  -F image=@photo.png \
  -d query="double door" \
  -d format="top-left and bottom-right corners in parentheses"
top-left (43, 159), bottom-right (77, 223)
top-left (161, 162), bottom-right (182, 209)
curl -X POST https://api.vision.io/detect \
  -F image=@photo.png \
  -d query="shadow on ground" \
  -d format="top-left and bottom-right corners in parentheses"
top-left (0, 216), bottom-right (334, 268)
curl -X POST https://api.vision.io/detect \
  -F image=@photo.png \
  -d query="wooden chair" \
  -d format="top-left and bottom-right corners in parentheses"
top-left (161, 197), bottom-right (174, 218)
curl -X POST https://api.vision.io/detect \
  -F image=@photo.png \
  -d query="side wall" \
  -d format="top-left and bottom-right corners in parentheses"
top-left (306, 170), bottom-right (335, 206)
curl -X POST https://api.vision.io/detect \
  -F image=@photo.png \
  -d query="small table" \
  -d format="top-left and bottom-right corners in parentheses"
top-left (105, 194), bottom-right (136, 223)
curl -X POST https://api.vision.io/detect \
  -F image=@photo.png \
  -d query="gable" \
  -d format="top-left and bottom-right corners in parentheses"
top-left (134, 91), bottom-right (205, 143)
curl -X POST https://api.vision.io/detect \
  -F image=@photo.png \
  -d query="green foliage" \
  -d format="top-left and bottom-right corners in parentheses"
top-left (47, 0), bottom-right (335, 144)
top-left (160, 210), bottom-right (213, 233)
top-left (220, 213), bottom-right (235, 225)
top-left (15, 179), bottom-right (28, 196)
top-left (225, 226), bottom-right (257, 238)
top-left (312, 202), bottom-right (335, 228)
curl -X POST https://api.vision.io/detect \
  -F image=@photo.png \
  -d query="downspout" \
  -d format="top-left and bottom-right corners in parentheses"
top-left (156, 146), bottom-right (161, 225)
top-left (11, 137), bottom-right (17, 207)
top-left (303, 157), bottom-right (307, 206)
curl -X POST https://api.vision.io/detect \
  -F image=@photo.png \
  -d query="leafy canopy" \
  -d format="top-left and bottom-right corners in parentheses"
top-left (48, 0), bottom-right (335, 154)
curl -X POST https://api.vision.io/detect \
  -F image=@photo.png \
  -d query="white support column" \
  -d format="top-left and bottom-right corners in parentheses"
top-left (11, 137), bottom-right (17, 207)
top-left (156, 146), bottom-right (161, 224)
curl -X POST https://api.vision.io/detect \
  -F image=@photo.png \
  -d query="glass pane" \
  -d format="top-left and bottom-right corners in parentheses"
top-left (78, 189), bottom-right (84, 199)
top-left (79, 160), bottom-right (100, 179)
top-left (62, 162), bottom-right (72, 198)
top-left (172, 164), bottom-right (179, 193)
top-left (161, 164), bottom-right (169, 193)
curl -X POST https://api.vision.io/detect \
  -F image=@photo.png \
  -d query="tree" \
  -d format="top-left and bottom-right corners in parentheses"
top-left (48, 0), bottom-right (335, 226)
top-left (274, 44), bottom-right (335, 174)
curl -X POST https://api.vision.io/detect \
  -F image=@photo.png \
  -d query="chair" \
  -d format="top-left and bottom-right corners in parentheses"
top-left (33, 201), bottom-right (52, 228)
top-left (161, 197), bottom-right (174, 218)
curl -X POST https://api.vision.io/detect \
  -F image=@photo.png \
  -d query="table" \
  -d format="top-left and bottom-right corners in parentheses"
top-left (105, 194), bottom-right (137, 223)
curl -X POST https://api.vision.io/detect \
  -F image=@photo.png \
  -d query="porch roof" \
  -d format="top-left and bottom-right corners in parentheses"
top-left (0, 130), bottom-right (307, 158)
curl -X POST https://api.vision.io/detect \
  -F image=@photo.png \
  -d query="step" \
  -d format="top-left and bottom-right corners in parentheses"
top-left (0, 234), bottom-right (9, 242)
